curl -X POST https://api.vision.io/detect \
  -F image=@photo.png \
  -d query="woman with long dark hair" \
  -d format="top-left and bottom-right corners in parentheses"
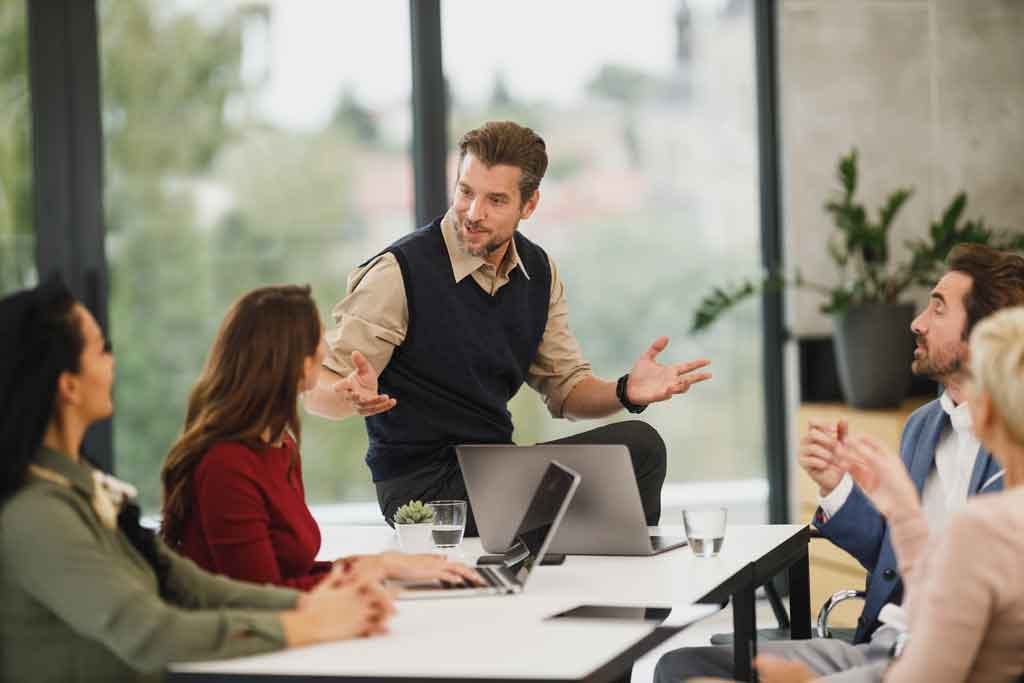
top-left (0, 279), bottom-right (396, 683)
top-left (161, 285), bottom-right (480, 589)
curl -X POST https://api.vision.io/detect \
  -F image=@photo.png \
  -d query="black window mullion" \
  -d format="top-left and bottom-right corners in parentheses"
top-left (409, 0), bottom-right (448, 229)
top-left (754, 0), bottom-right (789, 525)
top-left (27, 0), bottom-right (112, 472)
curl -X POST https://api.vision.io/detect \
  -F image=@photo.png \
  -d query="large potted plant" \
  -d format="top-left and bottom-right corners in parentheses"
top-left (691, 149), bottom-right (1024, 408)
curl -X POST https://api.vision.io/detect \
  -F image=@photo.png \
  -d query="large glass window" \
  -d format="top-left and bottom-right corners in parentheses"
top-left (443, 0), bottom-right (767, 518)
top-left (0, 1), bottom-right (35, 294)
top-left (99, 0), bottom-right (413, 511)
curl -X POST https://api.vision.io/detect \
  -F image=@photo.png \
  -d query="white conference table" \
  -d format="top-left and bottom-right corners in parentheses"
top-left (169, 524), bottom-right (810, 683)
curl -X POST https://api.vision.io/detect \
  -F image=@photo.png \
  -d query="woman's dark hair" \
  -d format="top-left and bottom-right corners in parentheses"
top-left (160, 284), bottom-right (321, 547)
top-left (0, 276), bottom-right (82, 502)
top-left (0, 277), bottom-right (169, 593)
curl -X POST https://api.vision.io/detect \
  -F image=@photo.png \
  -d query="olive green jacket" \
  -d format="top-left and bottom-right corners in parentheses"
top-left (0, 447), bottom-right (300, 683)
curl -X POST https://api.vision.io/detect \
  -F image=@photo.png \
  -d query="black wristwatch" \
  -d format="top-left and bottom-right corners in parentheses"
top-left (616, 374), bottom-right (647, 414)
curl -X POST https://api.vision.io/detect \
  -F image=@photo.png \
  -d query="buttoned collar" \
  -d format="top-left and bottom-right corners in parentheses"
top-left (939, 391), bottom-right (974, 437)
top-left (440, 209), bottom-right (530, 283)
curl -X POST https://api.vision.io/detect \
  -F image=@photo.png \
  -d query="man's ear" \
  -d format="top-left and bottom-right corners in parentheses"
top-left (520, 190), bottom-right (540, 220)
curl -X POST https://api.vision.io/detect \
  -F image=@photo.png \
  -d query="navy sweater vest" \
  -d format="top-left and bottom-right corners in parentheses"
top-left (363, 218), bottom-right (551, 481)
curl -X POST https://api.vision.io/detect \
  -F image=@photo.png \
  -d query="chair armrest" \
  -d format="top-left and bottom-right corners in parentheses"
top-left (816, 589), bottom-right (866, 638)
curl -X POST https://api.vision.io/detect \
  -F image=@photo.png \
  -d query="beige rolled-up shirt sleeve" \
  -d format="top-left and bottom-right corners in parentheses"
top-left (525, 256), bottom-right (592, 417)
top-left (323, 220), bottom-right (592, 418)
top-left (324, 253), bottom-right (408, 378)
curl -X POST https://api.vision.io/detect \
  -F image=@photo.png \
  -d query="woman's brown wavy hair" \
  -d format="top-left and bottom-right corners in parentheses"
top-left (160, 285), bottom-right (321, 547)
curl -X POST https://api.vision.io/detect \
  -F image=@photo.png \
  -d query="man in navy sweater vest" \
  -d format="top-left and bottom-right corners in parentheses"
top-left (306, 121), bottom-right (712, 534)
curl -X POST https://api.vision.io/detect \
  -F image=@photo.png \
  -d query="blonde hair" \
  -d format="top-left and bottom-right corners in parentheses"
top-left (969, 306), bottom-right (1024, 445)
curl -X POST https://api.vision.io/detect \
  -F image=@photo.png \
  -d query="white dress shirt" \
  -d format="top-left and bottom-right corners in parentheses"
top-left (819, 392), bottom-right (981, 533)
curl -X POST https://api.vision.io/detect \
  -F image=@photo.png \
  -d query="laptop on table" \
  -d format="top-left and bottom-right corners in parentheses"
top-left (457, 444), bottom-right (687, 556)
top-left (396, 460), bottom-right (580, 600)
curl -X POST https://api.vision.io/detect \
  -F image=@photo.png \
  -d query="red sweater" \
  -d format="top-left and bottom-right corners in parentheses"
top-left (178, 437), bottom-right (332, 590)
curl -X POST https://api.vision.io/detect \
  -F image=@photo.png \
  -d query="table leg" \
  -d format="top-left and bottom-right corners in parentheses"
top-left (732, 579), bottom-right (757, 682)
top-left (788, 546), bottom-right (812, 639)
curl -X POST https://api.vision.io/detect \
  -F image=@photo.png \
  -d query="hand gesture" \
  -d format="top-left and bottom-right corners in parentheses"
top-left (626, 336), bottom-right (711, 406)
top-left (797, 418), bottom-right (850, 496)
top-left (834, 435), bottom-right (920, 522)
top-left (334, 350), bottom-right (397, 417)
top-left (370, 552), bottom-right (485, 586)
top-left (290, 564), bottom-right (398, 644)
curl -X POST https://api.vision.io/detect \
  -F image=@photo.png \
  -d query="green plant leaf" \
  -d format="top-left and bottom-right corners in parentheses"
top-left (394, 500), bottom-right (435, 524)
top-left (692, 152), bottom-right (1024, 329)
top-left (690, 280), bottom-right (758, 334)
top-left (837, 148), bottom-right (858, 197)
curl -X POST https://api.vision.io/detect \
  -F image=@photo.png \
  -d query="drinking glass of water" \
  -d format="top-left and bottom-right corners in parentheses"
top-left (683, 507), bottom-right (727, 557)
top-left (427, 500), bottom-right (467, 550)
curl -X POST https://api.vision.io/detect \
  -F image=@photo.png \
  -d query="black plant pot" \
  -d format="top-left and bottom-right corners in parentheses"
top-left (832, 303), bottom-right (916, 409)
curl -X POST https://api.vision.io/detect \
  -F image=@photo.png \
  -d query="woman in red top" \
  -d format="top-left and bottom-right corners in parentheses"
top-left (160, 285), bottom-right (480, 590)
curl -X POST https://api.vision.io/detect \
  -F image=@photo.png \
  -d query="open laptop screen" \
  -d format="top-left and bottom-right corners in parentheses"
top-left (504, 461), bottom-right (579, 583)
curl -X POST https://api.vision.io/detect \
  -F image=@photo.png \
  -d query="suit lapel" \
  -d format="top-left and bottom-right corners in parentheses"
top-left (909, 404), bottom-right (947, 492)
top-left (969, 448), bottom-right (1002, 494)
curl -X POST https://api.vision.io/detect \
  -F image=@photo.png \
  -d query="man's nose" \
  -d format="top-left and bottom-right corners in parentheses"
top-left (467, 197), bottom-right (485, 221)
top-left (910, 310), bottom-right (926, 336)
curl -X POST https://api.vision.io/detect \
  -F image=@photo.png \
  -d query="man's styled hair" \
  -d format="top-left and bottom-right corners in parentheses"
top-left (948, 244), bottom-right (1024, 338)
top-left (457, 121), bottom-right (548, 205)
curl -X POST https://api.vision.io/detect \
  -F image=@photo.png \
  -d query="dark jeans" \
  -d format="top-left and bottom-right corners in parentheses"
top-left (374, 419), bottom-right (667, 536)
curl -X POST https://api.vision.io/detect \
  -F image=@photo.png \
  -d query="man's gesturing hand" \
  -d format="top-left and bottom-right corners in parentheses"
top-left (334, 350), bottom-right (397, 417)
top-left (797, 418), bottom-right (848, 497)
top-left (625, 336), bottom-right (711, 406)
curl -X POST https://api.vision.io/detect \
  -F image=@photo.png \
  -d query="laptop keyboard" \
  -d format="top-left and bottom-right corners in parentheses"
top-left (440, 566), bottom-right (506, 590)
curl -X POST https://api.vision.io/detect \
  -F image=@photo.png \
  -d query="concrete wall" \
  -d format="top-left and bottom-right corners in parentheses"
top-left (779, 0), bottom-right (1024, 336)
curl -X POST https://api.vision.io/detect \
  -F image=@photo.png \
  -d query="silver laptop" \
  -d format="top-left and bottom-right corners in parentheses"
top-left (396, 461), bottom-right (580, 600)
top-left (458, 444), bottom-right (687, 556)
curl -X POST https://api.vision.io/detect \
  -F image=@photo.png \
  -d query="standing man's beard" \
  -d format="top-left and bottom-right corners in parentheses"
top-left (911, 335), bottom-right (966, 379)
top-left (455, 218), bottom-right (515, 259)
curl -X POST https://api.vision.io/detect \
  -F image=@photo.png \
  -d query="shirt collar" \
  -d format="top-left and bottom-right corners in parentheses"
top-left (939, 391), bottom-right (974, 436)
top-left (440, 208), bottom-right (530, 283)
top-left (32, 446), bottom-right (97, 497)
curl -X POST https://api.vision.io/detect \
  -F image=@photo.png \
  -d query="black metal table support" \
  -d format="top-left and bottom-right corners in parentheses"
top-left (731, 565), bottom-right (758, 683)
top-left (787, 545), bottom-right (812, 639)
top-left (701, 526), bottom-right (812, 682)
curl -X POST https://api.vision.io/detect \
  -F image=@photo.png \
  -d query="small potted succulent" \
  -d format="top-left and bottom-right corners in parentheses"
top-left (393, 500), bottom-right (435, 553)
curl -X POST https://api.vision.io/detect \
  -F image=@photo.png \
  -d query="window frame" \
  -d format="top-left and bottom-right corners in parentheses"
top-left (25, 0), bottom-right (789, 520)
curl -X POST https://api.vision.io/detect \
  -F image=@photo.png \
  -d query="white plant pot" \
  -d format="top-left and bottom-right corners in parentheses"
top-left (395, 523), bottom-right (433, 553)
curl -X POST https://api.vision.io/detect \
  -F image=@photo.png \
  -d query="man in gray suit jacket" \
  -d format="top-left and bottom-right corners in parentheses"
top-left (655, 244), bottom-right (1024, 682)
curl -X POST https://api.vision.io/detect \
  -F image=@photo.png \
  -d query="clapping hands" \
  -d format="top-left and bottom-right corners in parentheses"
top-left (833, 435), bottom-right (920, 522)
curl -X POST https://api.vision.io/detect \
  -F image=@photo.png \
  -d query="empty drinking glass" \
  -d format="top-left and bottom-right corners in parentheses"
top-left (427, 500), bottom-right (467, 550)
top-left (683, 507), bottom-right (727, 557)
